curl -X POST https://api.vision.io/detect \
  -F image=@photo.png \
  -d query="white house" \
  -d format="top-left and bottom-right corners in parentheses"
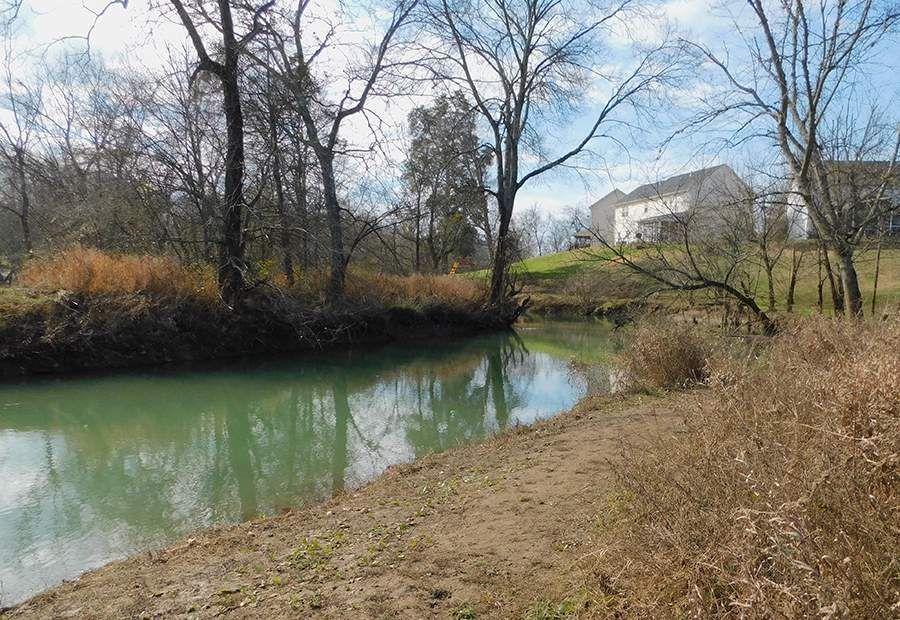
top-left (612, 164), bottom-right (749, 243)
top-left (573, 189), bottom-right (624, 247)
top-left (575, 164), bottom-right (749, 246)
top-left (786, 161), bottom-right (900, 240)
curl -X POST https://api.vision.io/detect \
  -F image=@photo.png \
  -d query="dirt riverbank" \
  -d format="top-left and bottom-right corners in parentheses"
top-left (0, 291), bottom-right (515, 378)
top-left (5, 392), bottom-right (689, 619)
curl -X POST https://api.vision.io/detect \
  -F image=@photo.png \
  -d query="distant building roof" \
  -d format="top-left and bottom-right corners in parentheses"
top-left (590, 189), bottom-right (626, 210)
top-left (619, 164), bottom-right (734, 205)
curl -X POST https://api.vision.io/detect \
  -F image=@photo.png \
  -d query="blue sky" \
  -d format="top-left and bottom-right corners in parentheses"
top-left (4, 0), bottom-right (899, 216)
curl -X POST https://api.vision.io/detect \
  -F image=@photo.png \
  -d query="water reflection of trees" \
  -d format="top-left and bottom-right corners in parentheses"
top-left (402, 334), bottom-right (532, 456)
top-left (0, 329), bottom-right (579, 602)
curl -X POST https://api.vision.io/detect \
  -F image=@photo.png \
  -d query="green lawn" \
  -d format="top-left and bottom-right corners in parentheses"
top-left (468, 248), bottom-right (617, 285)
top-left (470, 245), bottom-right (900, 315)
top-left (772, 246), bottom-right (900, 314)
top-left (0, 287), bottom-right (53, 328)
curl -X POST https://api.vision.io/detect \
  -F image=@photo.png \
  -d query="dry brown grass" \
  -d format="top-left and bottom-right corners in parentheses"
top-left (20, 249), bottom-right (484, 310)
top-left (287, 270), bottom-right (486, 308)
top-left (620, 318), bottom-right (715, 391)
top-left (20, 246), bottom-right (217, 300)
top-left (594, 316), bottom-right (899, 618)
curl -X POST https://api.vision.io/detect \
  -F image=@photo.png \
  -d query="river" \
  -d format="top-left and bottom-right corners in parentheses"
top-left (0, 321), bottom-right (619, 605)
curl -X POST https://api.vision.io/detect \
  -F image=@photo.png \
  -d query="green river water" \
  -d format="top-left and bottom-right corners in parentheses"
top-left (0, 321), bottom-right (619, 605)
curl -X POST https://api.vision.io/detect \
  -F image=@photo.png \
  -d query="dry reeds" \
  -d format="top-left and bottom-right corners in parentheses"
top-left (595, 316), bottom-right (899, 617)
top-left (620, 318), bottom-right (714, 391)
top-left (20, 247), bottom-right (485, 311)
top-left (21, 246), bottom-right (217, 300)
top-left (351, 272), bottom-right (485, 307)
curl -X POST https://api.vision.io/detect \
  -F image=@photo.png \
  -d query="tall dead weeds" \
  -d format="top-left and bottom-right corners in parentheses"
top-left (595, 316), bottom-right (899, 617)
top-left (21, 246), bottom-right (217, 301)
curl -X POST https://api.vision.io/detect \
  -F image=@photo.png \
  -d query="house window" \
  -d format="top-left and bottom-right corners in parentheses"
top-left (890, 213), bottom-right (900, 234)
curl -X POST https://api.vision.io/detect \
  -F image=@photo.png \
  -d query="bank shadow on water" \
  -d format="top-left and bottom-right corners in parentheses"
top-left (0, 322), bottom-right (621, 605)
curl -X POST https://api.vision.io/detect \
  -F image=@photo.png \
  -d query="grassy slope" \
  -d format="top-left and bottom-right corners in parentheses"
top-left (0, 288), bottom-right (53, 327)
top-left (472, 246), bottom-right (900, 314)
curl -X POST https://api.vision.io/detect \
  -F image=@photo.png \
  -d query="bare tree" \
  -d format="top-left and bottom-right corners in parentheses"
top-left (0, 28), bottom-right (41, 256)
top-left (585, 169), bottom-right (777, 333)
top-left (729, 170), bottom-right (791, 313)
top-left (165, 0), bottom-right (274, 303)
top-left (687, 0), bottom-right (900, 316)
top-left (132, 50), bottom-right (227, 260)
top-left (424, 0), bottom-right (681, 306)
top-left (0, 0), bottom-right (22, 27)
top-left (785, 243), bottom-right (806, 313)
top-left (251, 0), bottom-right (419, 301)
top-left (516, 205), bottom-right (548, 257)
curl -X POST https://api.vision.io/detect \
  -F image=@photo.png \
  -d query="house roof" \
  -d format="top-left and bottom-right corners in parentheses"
top-left (618, 164), bottom-right (733, 206)
top-left (590, 189), bottom-right (626, 210)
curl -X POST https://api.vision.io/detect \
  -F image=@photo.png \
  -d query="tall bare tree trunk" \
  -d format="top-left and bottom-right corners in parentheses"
top-left (414, 195), bottom-right (422, 272)
top-left (14, 148), bottom-right (32, 254)
top-left (820, 244), bottom-right (844, 315)
top-left (489, 192), bottom-right (515, 305)
top-left (318, 151), bottom-right (345, 301)
top-left (289, 134), bottom-right (309, 270)
top-left (169, 0), bottom-right (263, 305)
top-left (837, 247), bottom-right (863, 317)
top-left (267, 91), bottom-right (293, 285)
top-left (762, 252), bottom-right (776, 312)
top-left (816, 246), bottom-right (824, 313)
top-left (218, 68), bottom-right (247, 304)
top-left (786, 247), bottom-right (803, 313)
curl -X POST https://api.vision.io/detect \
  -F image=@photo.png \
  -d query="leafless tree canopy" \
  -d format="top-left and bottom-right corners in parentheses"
top-left (686, 0), bottom-right (900, 316)
top-left (4, 0), bottom-right (894, 319)
top-left (420, 0), bottom-right (684, 304)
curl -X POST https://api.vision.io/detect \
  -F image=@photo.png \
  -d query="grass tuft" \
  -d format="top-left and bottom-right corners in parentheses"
top-left (18, 247), bottom-right (486, 310)
top-left (285, 270), bottom-right (486, 308)
top-left (620, 318), bottom-right (714, 391)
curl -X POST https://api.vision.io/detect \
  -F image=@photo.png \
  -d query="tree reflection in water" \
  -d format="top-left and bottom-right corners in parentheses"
top-left (0, 322), bottom-right (617, 604)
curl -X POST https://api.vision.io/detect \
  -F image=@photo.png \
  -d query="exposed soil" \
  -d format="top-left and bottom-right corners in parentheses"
top-left (0, 291), bottom-right (515, 378)
top-left (5, 392), bottom-right (691, 619)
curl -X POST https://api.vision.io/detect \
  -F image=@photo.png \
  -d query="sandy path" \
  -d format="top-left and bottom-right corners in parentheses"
top-left (7, 393), bottom-right (688, 619)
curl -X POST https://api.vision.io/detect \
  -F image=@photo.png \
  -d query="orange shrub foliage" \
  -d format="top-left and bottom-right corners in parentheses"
top-left (21, 246), bottom-right (217, 300)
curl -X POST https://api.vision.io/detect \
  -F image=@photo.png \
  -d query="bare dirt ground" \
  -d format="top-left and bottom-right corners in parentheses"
top-left (6, 392), bottom-right (691, 619)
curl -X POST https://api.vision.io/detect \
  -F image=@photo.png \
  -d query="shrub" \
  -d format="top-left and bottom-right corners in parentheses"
top-left (559, 267), bottom-right (651, 307)
top-left (595, 316), bottom-right (900, 617)
top-left (620, 318), bottom-right (714, 391)
top-left (20, 246), bottom-right (217, 301)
